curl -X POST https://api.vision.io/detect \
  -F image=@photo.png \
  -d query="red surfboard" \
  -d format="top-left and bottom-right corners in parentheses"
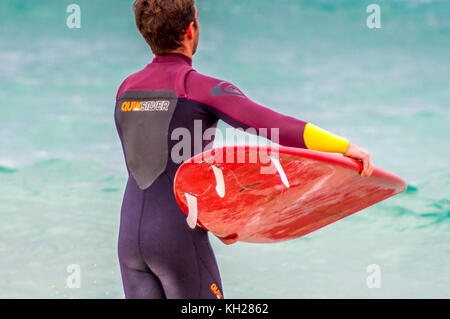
top-left (173, 145), bottom-right (406, 243)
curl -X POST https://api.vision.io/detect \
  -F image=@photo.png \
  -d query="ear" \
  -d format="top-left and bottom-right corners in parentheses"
top-left (185, 21), bottom-right (194, 39)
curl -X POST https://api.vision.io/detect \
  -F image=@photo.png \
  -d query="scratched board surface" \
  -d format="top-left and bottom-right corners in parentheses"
top-left (174, 146), bottom-right (406, 243)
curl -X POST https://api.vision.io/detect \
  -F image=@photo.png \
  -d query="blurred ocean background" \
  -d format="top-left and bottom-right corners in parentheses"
top-left (0, 0), bottom-right (448, 298)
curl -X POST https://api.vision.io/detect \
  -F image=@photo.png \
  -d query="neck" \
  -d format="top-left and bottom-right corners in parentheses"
top-left (170, 45), bottom-right (193, 60)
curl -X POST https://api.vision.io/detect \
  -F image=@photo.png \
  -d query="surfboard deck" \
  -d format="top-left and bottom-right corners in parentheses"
top-left (173, 145), bottom-right (406, 243)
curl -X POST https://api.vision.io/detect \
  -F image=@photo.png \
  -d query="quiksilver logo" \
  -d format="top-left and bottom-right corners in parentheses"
top-left (121, 100), bottom-right (170, 112)
top-left (210, 283), bottom-right (223, 299)
top-left (211, 81), bottom-right (246, 98)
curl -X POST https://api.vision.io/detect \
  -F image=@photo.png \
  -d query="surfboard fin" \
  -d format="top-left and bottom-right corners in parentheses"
top-left (270, 157), bottom-right (290, 188)
top-left (211, 165), bottom-right (226, 198)
top-left (185, 193), bottom-right (198, 229)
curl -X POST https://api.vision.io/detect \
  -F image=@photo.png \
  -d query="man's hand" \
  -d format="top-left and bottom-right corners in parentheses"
top-left (216, 233), bottom-right (238, 245)
top-left (344, 143), bottom-right (374, 177)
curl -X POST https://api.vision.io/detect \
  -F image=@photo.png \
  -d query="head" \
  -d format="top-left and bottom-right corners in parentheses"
top-left (133, 0), bottom-right (200, 57)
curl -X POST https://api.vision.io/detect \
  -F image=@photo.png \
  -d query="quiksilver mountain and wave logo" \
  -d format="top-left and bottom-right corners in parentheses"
top-left (211, 81), bottom-right (246, 98)
top-left (121, 100), bottom-right (170, 112)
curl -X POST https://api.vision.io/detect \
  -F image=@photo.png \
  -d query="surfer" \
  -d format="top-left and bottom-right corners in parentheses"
top-left (115, 0), bottom-right (374, 299)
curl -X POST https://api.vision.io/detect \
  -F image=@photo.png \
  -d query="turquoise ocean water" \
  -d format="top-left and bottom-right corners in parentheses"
top-left (0, 0), bottom-right (448, 298)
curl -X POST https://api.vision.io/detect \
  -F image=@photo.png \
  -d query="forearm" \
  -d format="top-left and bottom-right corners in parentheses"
top-left (303, 123), bottom-right (349, 154)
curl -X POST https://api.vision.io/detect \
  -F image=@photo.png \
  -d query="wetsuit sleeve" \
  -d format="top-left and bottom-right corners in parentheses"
top-left (303, 123), bottom-right (349, 154)
top-left (186, 72), bottom-right (349, 153)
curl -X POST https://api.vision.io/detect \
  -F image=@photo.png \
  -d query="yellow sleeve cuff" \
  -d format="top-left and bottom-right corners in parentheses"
top-left (303, 123), bottom-right (349, 154)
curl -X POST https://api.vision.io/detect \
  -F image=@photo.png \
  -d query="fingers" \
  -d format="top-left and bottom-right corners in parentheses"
top-left (367, 156), bottom-right (374, 176)
top-left (344, 143), bottom-right (374, 177)
top-left (221, 237), bottom-right (238, 245)
top-left (218, 233), bottom-right (238, 245)
top-left (224, 238), bottom-right (238, 245)
top-left (360, 152), bottom-right (374, 177)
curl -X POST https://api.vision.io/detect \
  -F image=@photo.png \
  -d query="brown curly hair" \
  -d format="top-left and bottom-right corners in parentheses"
top-left (133, 0), bottom-right (197, 56)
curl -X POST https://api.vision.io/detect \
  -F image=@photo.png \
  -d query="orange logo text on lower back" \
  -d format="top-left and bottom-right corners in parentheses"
top-left (210, 283), bottom-right (223, 299)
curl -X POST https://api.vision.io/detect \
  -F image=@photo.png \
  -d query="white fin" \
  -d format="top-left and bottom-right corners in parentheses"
top-left (211, 165), bottom-right (226, 198)
top-left (185, 193), bottom-right (198, 229)
top-left (270, 157), bottom-right (290, 188)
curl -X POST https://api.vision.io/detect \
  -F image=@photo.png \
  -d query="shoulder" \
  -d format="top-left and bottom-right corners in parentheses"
top-left (185, 70), bottom-right (247, 103)
top-left (115, 66), bottom-right (153, 101)
top-left (115, 71), bottom-right (140, 101)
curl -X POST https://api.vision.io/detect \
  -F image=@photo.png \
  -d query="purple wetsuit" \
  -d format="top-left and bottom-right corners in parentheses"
top-left (115, 53), bottom-right (307, 299)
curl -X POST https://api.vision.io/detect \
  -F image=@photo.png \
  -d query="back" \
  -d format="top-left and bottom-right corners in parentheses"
top-left (115, 54), bottom-right (196, 190)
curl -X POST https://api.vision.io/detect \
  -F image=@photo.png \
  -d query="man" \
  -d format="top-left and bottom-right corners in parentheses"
top-left (115, 0), bottom-right (373, 299)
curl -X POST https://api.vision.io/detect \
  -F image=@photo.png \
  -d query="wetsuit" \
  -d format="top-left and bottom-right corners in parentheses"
top-left (114, 53), bottom-right (349, 299)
